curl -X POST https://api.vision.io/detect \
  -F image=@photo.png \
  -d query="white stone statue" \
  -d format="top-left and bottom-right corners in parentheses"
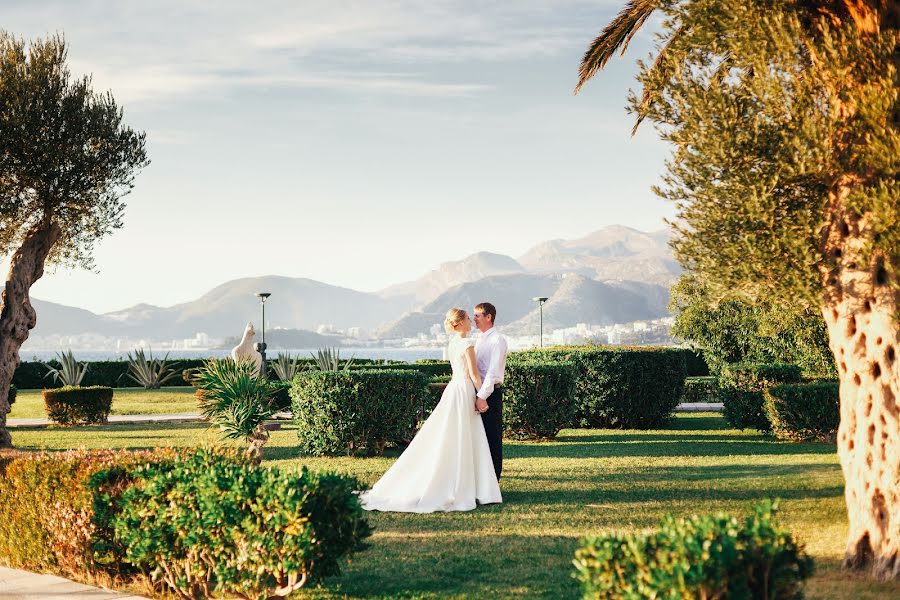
top-left (231, 321), bottom-right (262, 376)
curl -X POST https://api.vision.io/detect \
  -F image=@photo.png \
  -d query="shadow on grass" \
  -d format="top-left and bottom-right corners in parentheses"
top-left (308, 533), bottom-right (581, 599)
top-left (507, 437), bottom-right (836, 459)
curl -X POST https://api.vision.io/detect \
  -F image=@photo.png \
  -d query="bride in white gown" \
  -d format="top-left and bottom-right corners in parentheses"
top-left (361, 308), bottom-right (502, 513)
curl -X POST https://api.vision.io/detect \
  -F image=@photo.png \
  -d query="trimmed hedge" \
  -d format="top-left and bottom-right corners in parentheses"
top-left (44, 386), bottom-right (113, 425)
top-left (0, 448), bottom-right (178, 579)
top-left (515, 345), bottom-right (686, 429)
top-left (13, 357), bottom-right (448, 389)
top-left (112, 448), bottom-right (371, 598)
top-left (765, 382), bottom-right (840, 442)
top-left (573, 500), bottom-right (814, 599)
top-left (0, 448), bottom-right (370, 598)
top-left (7, 384), bottom-right (15, 407)
top-left (720, 363), bottom-right (802, 433)
top-left (503, 359), bottom-right (576, 440)
top-left (680, 376), bottom-right (719, 404)
top-left (292, 369), bottom-right (427, 455)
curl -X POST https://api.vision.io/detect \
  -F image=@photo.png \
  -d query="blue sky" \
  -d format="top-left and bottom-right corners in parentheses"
top-left (3, 1), bottom-right (672, 313)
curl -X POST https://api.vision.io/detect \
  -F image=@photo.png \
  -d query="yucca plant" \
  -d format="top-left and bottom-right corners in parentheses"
top-left (126, 347), bottom-right (181, 389)
top-left (272, 352), bottom-right (306, 381)
top-left (43, 350), bottom-right (88, 386)
top-left (193, 359), bottom-right (276, 463)
top-left (310, 347), bottom-right (354, 372)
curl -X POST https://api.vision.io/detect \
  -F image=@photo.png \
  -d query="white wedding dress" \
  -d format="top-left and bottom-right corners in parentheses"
top-left (361, 333), bottom-right (502, 513)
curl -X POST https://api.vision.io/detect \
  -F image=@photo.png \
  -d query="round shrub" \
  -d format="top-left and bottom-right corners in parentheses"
top-left (503, 359), bottom-right (576, 440)
top-left (765, 381), bottom-right (839, 442)
top-left (291, 369), bottom-right (427, 455)
top-left (43, 386), bottom-right (113, 425)
top-left (7, 384), bottom-right (16, 407)
top-left (573, 500), bottom-right (814, 599)
top-left (515, 345), bottom-right (687, 429)
top-left (720, 363), bottom-right (802, 432)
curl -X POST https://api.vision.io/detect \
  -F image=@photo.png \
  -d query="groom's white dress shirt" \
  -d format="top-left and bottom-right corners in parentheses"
top-left (475, 327), bottom-right (508, 401)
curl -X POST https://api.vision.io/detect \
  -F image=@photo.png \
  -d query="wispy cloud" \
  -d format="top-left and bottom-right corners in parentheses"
top-left (8, 0), bottom-right (610, 105)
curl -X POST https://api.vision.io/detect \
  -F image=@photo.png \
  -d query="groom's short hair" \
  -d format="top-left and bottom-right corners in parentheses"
top-left (475, 302), bottom-right (496, 324)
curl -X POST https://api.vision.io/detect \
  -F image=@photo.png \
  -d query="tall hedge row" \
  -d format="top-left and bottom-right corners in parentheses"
top-left (514, 345), bottom-right (687, 429)
top-left (13, 357), bottom-right (450, 389)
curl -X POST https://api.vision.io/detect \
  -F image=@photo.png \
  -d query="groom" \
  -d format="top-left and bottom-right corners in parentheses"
top-left (473, 302), bottom-right (508, 481)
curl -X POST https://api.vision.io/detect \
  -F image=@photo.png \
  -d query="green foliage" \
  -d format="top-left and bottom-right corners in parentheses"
top-left (310, 347), bottom-right (354, 371)
top-left (14, 359), bottom-right (206, 389)
top-left (43, 350), bottom-right (88, 386)
top-left (574, 499), bottom-right (814, 600)
top-left (514, 346), bottom-right (686, 429)
top-left (0, 33), bottom-right (148, 269)
top-left (670, 276), bottom-right (836, 377)
top-left (720, 364), bottom-right (802, 432)
top-left (680, 376), bottom-right (719, 404)
top-left (193, 359), bottom-right (276, 460)
top-left (349, 361), bottom-right (452, 378)
top-left (0, 448), bottom-right (176, 578)
top-left (292, 370), bottom-right (426, 455)
top-left (503, 359), bottom-right (576, 440)
top-left (112, 448), bottom-right (371, 599)
top-left (43, 386), bottom-right (113, 425)
top-left (272, 352), bottom-right (306, 381)
top-left (765, 382), bottom-right (840, 442)
top-left (626, 3), bottom-right (899, 310)
top-left (125, 348), bottom-right (181, 389)
top-left (6, 383), bottom-right (15, 407)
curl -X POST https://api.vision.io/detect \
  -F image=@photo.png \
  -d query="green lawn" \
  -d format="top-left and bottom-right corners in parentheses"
top-left (9, 413), bottom-right (898, 599)
top-left (9, 386), bottom-right (197, 418)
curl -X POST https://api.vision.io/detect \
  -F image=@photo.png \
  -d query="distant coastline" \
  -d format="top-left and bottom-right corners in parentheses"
top-left (19, 347), bottom-right (444, 363)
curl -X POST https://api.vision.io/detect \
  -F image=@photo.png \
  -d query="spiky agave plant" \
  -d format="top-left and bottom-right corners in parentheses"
top-left (193, 358), bottom-right (276, 463)
top-left (271, 352), bottom-right (305, 381)
top-left (310, 347), bottom-right (354, 371)
top-left (126, 347), bottom-right (181, 389)
top-left (43, 350), bottom-right (88, 386)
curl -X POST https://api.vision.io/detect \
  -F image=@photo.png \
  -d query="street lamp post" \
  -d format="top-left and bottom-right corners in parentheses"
top-left (532, 296), bottom-right (548, 347)
top-left (255, 292), bottom-right (271, 378)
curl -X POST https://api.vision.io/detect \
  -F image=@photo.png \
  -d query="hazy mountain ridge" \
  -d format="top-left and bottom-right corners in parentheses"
top-left (27, 226), bottom-right (679, 343)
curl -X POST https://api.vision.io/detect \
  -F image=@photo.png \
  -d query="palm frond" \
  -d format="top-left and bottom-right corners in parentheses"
top-left (576, 0), bottom-right (661, 93)
top-left (631, 24), bottom-right (687, 135)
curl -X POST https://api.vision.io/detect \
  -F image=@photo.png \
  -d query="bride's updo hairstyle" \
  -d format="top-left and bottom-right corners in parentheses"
top-left (444, 308), bottom-right (467, 333)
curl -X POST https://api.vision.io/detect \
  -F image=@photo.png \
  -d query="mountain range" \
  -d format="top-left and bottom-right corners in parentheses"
top-left (26, 225), bottom-right (680, 345)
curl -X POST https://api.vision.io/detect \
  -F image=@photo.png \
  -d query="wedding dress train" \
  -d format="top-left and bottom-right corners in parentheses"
top-left (361, 334), bottom-right (502, 513)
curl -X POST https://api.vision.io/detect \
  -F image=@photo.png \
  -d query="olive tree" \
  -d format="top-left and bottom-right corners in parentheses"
top-left (0, 33), bottom-right (148, 447)
top-left (576, 0), bottom-right (899, 579)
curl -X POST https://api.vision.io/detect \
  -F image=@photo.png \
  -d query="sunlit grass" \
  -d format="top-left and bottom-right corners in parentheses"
top-left (9, 413), bottom-right (898, 599)
top-left (9, 386), bottom-right (197, 418)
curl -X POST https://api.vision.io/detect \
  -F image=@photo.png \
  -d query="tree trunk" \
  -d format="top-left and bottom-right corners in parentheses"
top-left (822, 186), bottom-right (900, 580)
top-left (0, 223), bottom-right (61, 448)
top-left (245, 423), bottom-right (270, 465)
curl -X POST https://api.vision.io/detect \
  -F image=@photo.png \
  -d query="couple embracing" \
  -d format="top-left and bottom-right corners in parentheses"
top-left (362, 302), bottom-right (508, 513)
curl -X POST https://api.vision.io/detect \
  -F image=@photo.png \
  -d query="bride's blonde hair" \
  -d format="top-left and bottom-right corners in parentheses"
top-left (444, 308), bottom-right (467, 333)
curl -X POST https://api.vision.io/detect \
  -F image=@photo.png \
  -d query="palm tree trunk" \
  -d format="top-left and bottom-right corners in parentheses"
top-left (0, 223), bottom-right (61, 448)
top-left (822, 185), bottom-right (900, 580)
top-left (246, 423), bottom-right (270, 465)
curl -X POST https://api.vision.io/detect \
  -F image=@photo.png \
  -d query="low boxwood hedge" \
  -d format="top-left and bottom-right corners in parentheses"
top-left (112, 448), bottom-right (371, 598)
top-left (573, 500), bottom-right (814, 599)
top-left (291, 369), bottom-right (427, 455)
top-left (514, 345), bottom-right (686, 429)
top-left (0, 447), bottom-right (370, 598)
top-left (503, 359), bottom-right (576, 440)
top-left (719, 363), bottom-right (802, 433)
top-left (765, 381), bottom-right (840, 442)
top-left (44, 386), bottom-right (113, 425)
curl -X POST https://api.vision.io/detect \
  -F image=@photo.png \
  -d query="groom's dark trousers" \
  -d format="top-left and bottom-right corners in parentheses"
top-left (481, 386), bottom-right (503, 480)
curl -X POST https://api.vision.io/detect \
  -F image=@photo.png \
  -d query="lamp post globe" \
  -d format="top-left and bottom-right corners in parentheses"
top-left (255, 292), bottom-right (271, 378)
top-left (532, 296), bottom-right (549, 348)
